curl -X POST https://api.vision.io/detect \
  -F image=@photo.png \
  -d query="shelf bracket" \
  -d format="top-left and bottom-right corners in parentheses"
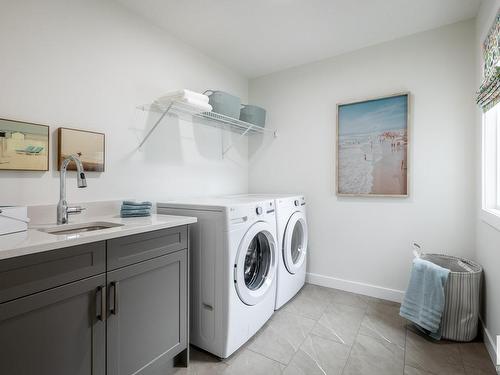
top-left (137, 102), bottom-right (174, 150)
top-left (222, 124), bottom-right (254, 157)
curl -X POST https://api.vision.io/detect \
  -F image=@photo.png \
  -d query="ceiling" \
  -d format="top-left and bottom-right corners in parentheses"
top-left (116, 0), bottom-right (482, 78)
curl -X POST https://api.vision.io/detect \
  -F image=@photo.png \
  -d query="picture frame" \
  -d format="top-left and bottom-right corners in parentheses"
top-left (58, 127), bottom-right (105, 172)
top-left (0, 118), bottom-right (50, 171)
top-left (336, 92), bottom-right (410, 197)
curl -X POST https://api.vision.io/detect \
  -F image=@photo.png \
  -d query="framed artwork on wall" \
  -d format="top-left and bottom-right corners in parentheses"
top-left (0, 118), bottom-right (49, 171)
top-left (58, 127), bottom-right (105, 172)
top-left (336, 92), bottom-right (409, 197)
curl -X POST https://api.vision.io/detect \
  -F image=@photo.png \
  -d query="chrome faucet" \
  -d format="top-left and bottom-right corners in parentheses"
top-left (57, 155), bottom-right (87, 224)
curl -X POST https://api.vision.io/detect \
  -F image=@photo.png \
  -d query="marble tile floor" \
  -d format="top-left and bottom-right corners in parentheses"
top-left (173, 283), bottom-right (497, 375)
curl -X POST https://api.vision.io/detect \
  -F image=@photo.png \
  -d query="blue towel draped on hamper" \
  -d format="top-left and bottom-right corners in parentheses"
top-left (400, 257), bottom-right (450, 339)
top-left (120, 201), bottom-right (152, 218)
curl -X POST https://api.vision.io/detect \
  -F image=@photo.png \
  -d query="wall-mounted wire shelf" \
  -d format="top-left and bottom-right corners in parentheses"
top-left (136, 100), bottom-right (277, 155)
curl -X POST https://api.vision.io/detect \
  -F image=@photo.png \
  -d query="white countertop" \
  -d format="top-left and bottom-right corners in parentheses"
top-left (0, 214), bottom-right (197, 261)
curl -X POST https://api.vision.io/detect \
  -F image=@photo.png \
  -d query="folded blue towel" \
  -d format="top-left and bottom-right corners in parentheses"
top-left (120, 209), bottom-right (151, 218)
top-left (122, 201), bottom-right (152, 207)
top-left (400, 258), bottom-right (450, 339)
top-left (121, 204), bottom-right (152, 211)
top-left (121, 208), bottom-right (151, 214)
top-left (119, 200), bottom-right (152, 218)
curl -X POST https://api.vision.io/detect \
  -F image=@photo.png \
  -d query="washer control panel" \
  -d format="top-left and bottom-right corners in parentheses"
top-left (228, 200), bottom-right (275, 221)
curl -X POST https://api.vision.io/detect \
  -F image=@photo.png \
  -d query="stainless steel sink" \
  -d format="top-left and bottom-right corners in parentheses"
top-left (38, 221), bottom-right (124, 235)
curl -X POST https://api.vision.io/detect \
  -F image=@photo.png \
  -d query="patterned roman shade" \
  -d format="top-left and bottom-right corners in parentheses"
top-left (477, 10), bottom-right (500, 112)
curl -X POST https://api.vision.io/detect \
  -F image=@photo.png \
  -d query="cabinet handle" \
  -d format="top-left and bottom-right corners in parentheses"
top-left (110, 281), bottom-right (119, 315)
top-left (96, 286), bottom-right (106, 321)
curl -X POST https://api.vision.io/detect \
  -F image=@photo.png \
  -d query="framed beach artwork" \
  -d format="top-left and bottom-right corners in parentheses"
top-left (58, 127), bottom-right (105, 172)
top-left (0, 118), bottom-right (49, 171)
top-left (336, 92), bottom-right (409, 197)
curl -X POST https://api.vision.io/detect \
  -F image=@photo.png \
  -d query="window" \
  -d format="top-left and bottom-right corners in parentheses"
top-left (482, 102), bottom-right (500, 230)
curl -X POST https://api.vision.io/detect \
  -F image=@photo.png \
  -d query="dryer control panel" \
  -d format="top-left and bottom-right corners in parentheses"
top-left (294, 196), bottom-right (306, 207)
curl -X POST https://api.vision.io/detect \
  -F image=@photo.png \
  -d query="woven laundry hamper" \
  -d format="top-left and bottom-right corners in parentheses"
top-left (414, 244), bottom-right (483, 342)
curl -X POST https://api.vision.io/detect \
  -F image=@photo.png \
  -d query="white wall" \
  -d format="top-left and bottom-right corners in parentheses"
top-left (0, 0), bottom-right (248, 206)
top-left (0, 0), bottom-right (486, 326)
top-left (475, 0), bottom-right (500, 362)
top-left (248, 20), bottom-right (477, 300)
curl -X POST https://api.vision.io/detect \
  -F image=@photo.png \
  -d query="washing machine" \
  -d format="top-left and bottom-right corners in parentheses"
top-left (223, 194), bottom-right (308, 310)
top-left (157, 197), bottom-right (278, 358)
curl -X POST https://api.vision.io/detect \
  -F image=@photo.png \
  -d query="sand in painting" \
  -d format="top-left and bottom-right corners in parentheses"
top-left (371, 138), bottom-right (407, 195)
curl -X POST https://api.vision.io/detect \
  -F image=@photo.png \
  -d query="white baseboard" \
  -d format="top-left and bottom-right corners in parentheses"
top-left (306, 272), bottom-right (405, 303)
top-left (480, 317), bottom-right (498, 369)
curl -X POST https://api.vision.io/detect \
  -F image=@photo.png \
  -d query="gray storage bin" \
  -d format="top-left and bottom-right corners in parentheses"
top-left (204, 90), bottom-right (241, 118)
top-left (240, 104), bottom-right (266, 127)
top-left (418, 251), bottom-right (483, 342)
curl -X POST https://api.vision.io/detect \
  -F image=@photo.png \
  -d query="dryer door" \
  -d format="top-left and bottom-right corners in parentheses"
top-left (234, 221), bottom-right (277, 306)
top-left (283, 211), bottom-right (308, 274)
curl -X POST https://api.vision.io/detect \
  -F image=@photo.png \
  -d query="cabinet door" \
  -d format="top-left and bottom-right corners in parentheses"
top-left (107, 250), bottom-right (187, 375)
top-left (0, 274), bottom-right (106, 375)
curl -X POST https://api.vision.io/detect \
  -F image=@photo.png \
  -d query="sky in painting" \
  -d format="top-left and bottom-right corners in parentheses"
top-left (338, 94), bottom-right (407, 136)
top-left (0, 119), bottom-right (48, 136)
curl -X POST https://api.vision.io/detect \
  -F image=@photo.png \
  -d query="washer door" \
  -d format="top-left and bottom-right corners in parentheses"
top-left (283, 211), bottom-right (308, 274)
top-left (234, 221), bottom-right (277, 306)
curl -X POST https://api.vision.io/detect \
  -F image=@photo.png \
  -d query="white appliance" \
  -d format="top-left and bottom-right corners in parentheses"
top-left (0, 206), bottom-right (29, 236)
top-left (157, 197), bottom-right (278, 358)
top-left (223, 194), bottom-right (308, 310)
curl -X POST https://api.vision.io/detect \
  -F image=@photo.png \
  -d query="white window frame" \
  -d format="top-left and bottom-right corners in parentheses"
top-left (481, 103), bottom-right (500, 231)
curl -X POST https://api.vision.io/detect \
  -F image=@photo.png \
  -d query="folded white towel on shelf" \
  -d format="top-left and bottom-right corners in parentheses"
top-left (154, 96), bottom-right (212, 114)
top-left (158, 89), bottom-right (209, 104)
top-left (173, 99), bottom-right (212, 113)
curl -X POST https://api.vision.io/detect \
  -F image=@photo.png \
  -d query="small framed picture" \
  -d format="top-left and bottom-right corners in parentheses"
top-left (0, 118), bottom-right (49, 171)
top-left (336, 92), bottom-right (409, 197)
top-left (58, 127), bottom-right (105, 172)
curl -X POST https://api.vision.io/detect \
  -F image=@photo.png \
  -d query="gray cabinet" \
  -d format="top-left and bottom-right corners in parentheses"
top-left (0, 274), bottom-right (106, 375)
top-left (0, 226), bottom-right (190, 375)
top-left (0, 241), bottom-right (105, 304)
top-left (107, 250), bottom-right (187, 375)
top-left (107, 226), bottom-right (187, 271)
